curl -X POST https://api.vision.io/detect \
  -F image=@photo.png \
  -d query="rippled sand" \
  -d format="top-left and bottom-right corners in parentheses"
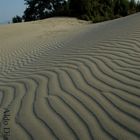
top-left (0, 15), bottom-right (140, 140)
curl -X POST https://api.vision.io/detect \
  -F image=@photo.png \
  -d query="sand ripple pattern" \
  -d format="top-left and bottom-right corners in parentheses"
top-left (0, 14), bottom-right (140, 140)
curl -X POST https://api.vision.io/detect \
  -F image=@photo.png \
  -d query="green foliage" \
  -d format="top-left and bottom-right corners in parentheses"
top-left (129, 0), bottom-right (137, 13)
top-left (23, 0), bottom-right (69, 21)
top-left (22, 0), bottom-right (140, 23)
top-left (113, 0), bottom-right (129, 16)
top-left (80, 14), bottom-right (91, 21)
top-left (129, 0), bottom-right (136, 9)
top-left (12, 15), bottom-right (22, 23)
top-left (136, 1), bottom-right (140, 12)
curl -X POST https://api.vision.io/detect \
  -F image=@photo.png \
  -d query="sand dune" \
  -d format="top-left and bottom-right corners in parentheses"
top-left (0, 14), bottom-right (140, 140)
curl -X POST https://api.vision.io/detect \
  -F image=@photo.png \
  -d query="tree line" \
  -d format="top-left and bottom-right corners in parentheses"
top-left (13, 0), bottom-right (140, 23)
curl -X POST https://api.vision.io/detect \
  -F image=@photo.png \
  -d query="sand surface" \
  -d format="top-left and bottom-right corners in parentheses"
top-left (0, 15), bottom-right (140, 140)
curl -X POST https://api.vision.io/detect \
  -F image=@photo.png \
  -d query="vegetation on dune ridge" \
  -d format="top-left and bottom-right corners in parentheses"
top-left (12, 0), bottom-right (140, 23)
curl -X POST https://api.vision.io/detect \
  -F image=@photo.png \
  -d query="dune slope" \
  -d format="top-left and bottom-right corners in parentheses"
top-left (0, 15), bottom-right (140, 140)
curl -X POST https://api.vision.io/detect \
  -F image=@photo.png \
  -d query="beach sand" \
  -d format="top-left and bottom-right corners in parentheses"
top-left (0, 15), bottom-right (140, 140)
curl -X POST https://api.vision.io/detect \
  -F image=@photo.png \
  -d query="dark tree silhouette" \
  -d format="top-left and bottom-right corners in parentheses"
top-left (22, 0), bottom-right (140, 22)
top-left (129, 0), bottom-right (136, 13)
top-left (114, 0), bottom-right (129, 16)
top-left (12, 15), bottom-right (22, 23)
top-left (23, 0), bottom-right (68, 21)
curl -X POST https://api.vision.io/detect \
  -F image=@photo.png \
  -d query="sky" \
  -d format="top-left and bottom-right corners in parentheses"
top-left (0, 0), bottom-right (26, 23)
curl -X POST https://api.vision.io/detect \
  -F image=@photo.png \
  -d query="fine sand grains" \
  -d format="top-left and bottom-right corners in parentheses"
top-left (0, 15), bottom-right (140, 140)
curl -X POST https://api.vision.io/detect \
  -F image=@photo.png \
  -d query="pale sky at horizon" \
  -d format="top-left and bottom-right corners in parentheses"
top-left (0, 0), bottom-right (26, 23)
